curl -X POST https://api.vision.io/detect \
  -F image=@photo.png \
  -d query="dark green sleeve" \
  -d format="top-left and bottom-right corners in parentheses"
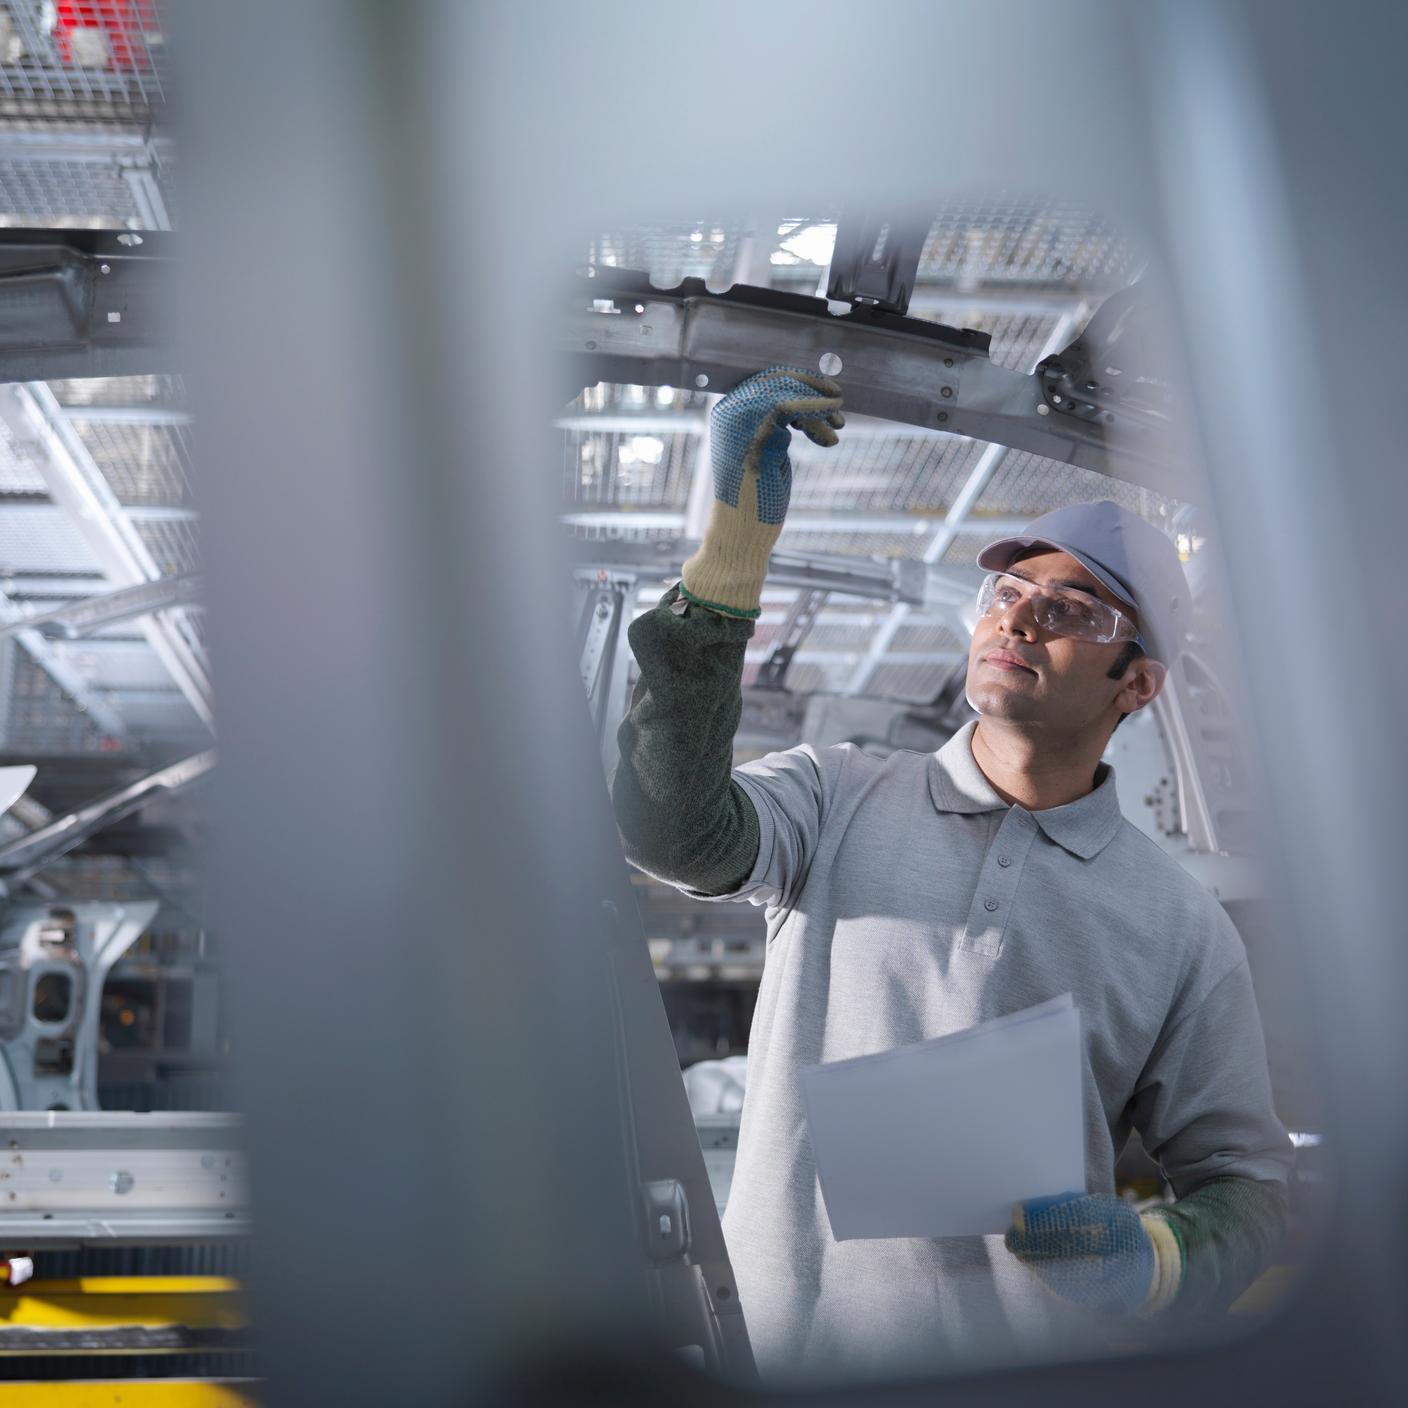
top-left (1161, 1176), bottom-right (1290, 1313)
top-left (610, 584), bottom-right (761, 896)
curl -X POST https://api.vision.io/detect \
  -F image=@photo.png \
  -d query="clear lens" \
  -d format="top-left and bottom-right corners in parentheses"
top-left (977, 573), bottom-right (1130, 644)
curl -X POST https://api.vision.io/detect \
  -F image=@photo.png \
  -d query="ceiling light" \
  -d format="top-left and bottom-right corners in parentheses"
top-left (777, 222), bottom-right (837, 267)
top-left (629, 436), bottom-right (665, 465)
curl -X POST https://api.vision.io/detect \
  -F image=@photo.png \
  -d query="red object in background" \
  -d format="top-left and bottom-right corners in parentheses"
top-left (53, 0), bottom-right (160, 71)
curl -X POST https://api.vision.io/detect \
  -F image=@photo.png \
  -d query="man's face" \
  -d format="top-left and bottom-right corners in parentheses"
top-left (965, 547), bottom-right (1148, 732)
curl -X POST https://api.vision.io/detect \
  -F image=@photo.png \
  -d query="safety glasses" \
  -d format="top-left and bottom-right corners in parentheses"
top-left (976, 572), bottom-right (1144, 648)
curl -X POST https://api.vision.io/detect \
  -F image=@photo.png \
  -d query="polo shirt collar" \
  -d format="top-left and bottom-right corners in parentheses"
top-left (927, 720), bottom-right (1124, 860)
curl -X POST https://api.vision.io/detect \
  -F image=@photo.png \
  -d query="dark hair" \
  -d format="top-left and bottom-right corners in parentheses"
top-left (1106, 640), bottom-right (1145, 733)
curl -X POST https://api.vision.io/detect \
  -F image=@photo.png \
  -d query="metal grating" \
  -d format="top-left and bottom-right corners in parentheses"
top-left (49, 373), bottom-right (187, 407)
top-left (940, 528), bottom-right (1006, 568)
top-left (0, 1), bottom-right (169, 124)
top-left (50, 638), bottom-right (176, 691)
top-left (134, 514), bottom-right (199, 575)
top-left (567, 522), bottom-right (679, 545)
top-left (789, 433), bottom-right (984, 514)
top-left (866, 660), bottom-right (956, 701)
top-left (561, 426), bottom-right (695, 512)
top-left (568, 382), bottom-right (710, 415)
top-left (0, 416), bottom-right (47, 492)
top-left (891, 619), bottom-right (965, 654)
top-left (0, 154), bottom-right (142, 226)
top-left (0, 502), bottom-right (102, 572)
top-left (589, 221), bottom-right (745, 289)
top-left (778, 528), bottom-right (933, 561)
top-left (918, 198), bottom-right (1136, 290)
top-left (107, 689), bottom-right (201, 734)
top-left (977, 450), bottom-right (1182, 522)
top-left (74, 418), bottom-right (193, 505)
top-left (3, 644), bottom-right (113, 750)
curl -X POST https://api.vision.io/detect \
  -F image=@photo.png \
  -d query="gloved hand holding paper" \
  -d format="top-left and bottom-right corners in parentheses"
top-left (800, 994), bottom-right (1085, 1240)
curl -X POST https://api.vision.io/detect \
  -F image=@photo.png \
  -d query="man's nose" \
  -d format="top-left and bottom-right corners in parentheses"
top-left (996, 594), bottom-right (1041, 638)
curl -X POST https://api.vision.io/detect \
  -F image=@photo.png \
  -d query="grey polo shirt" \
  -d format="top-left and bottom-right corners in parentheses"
top-left (678, 719), bottom-right (1292, 1381)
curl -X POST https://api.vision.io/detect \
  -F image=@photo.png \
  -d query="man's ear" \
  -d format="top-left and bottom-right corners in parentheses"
top-left (1117, 657), bottom-right (1166, 716)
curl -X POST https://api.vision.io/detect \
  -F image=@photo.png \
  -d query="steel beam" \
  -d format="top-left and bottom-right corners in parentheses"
top-left (563, 272), bottom-right (1181, 494)
top-left (0, 751), bottom-right (214, 885)
top-left (563, 510), bottom-right (1034, 536)
top-left (56, 404), bottom-right (192, 427)
top-left (0, 230), bottom-right (176, 384)
top-left (0, 132), bottom-right (176, 165)
top-left (572, 538), bottom-right (927, 605)
top-left (557, 410), bottom-right (963, 441)
top-left (0, 382), bottom-right (212, 729)
top-left (0, 576), bottom-right (200, 643)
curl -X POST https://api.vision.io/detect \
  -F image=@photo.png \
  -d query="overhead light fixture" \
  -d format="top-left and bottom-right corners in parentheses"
top-left (628, 436), bottom-right (665, 465)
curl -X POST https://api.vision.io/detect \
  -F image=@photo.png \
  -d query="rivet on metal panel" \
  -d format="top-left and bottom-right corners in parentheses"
top-left (818, 352), bottom-right (842, 376)
top-left (940, 386), bottom-right (953, 399)
top-left (694, 374), bottom-right (709, 389)
top-left (943, 357), bottom-right (954, 368)
top-left (110, 1169), bottom-right (135, 1195)
top-left (1037, 404), bottom-right (1050, 416)
top-left (937, 412), bottom-right (948, 423)
top-left (99, 264), bottom-right (111, 274)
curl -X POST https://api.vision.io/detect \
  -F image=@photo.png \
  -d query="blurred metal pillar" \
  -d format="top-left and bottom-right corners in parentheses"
top-left (174, 0), bottom-right (1407, 1402)
top-left (177, 2), bottom-right (643, 1402)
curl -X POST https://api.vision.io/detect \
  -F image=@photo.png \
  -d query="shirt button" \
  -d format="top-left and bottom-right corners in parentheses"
top-left (997, 855), bottom-right (1012, 867)
top-left (984, 898), bottom-right (999, 912)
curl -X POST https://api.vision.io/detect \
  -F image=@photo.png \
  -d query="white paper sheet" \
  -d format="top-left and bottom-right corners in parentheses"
top-left (800, 994), bottom-right (1085, 1240)
top-left (0, 766), bottom-right (35, 820)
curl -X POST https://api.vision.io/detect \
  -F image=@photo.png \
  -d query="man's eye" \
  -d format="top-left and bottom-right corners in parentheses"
top-left (1054, 599), bottom-right (1098, 625)
top-left (994, 586), bottom-right (1021, 604)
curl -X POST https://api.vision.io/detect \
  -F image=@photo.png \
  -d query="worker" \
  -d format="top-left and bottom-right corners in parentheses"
top-left (611, 366), bottom-right (1293, 1380)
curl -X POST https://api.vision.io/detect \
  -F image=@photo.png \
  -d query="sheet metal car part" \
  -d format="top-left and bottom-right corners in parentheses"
top-left (560, 268), bottom-right (1183, 496)
top-left (0, 229), bottom-right (176, 384)
top-left (0, 901), bottom-right (159, 1113)
top-left (0, 1111), bottom-right (248, 1246)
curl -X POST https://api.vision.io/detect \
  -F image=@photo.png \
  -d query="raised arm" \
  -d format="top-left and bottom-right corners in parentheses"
top-left (610, 367), bottom-right (844, 896)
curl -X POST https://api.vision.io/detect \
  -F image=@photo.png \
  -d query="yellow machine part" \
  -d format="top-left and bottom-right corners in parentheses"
top-left (0, 1277), bottom-right (246, 1330)
top-left (0, 1384), bottom-right (257, 1406)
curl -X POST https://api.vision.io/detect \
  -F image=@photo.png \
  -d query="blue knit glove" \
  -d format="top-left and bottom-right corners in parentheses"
top-left (708, 365), bottom-right (844, 525)
top-left (1006, 1191), bottom-right (1182, 1317)
top-left (680, 365), bottom-right (843, 617)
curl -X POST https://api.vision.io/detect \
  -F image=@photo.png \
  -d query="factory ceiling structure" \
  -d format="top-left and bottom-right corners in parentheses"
top-left (0, 1), bottom-right (204, 912)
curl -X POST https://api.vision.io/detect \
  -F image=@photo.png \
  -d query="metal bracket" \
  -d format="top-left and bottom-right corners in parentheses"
top-left (0, 575), bottom-right (202, 643)
top-left (1035, 283), bottom-right (1175, 439)
top-left (0, 901), bottom-right (159, 1112)
top-left (640, 1178), bottom-right (691, 1261)
top-left (0, 752), bottom-right (214, 893)
top-left (0, 1111), bottom-right (248, 1245)
top-left (566, 537), bottom-right (929, 608)
top-left (0, 230), bottom-right (176, 384)
top-left (575, 572), bottom-right (637, 772)
top-left (755, 588), bottom-right (829, 690)
top-left (827, 212), bottom-right (933, 315)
